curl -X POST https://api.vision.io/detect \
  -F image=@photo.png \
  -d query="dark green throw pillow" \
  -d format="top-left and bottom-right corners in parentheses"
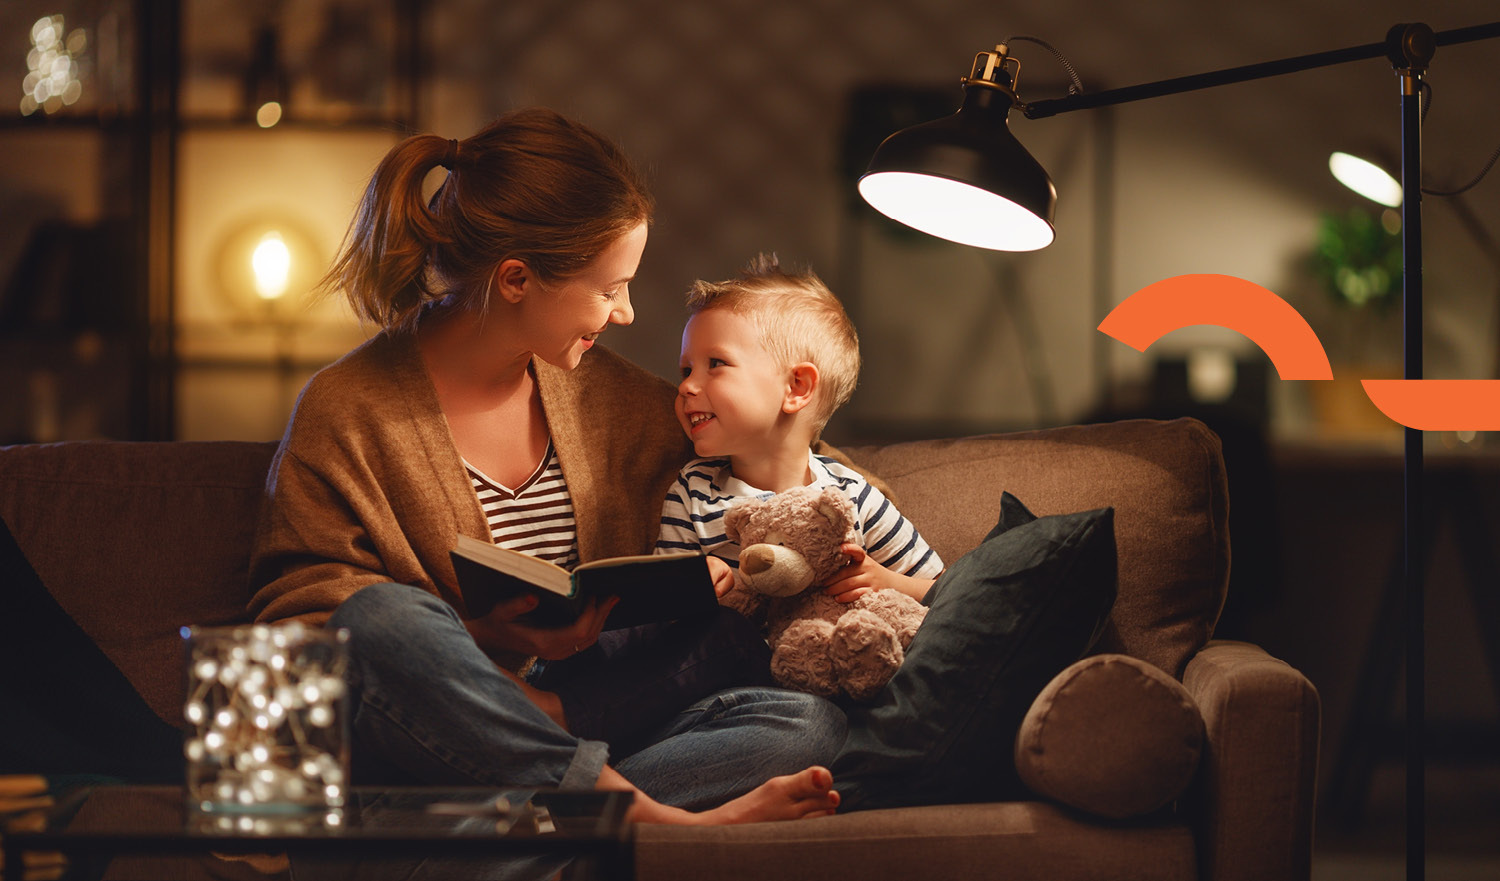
top-left (832, 492), bottom-right (1117, 811)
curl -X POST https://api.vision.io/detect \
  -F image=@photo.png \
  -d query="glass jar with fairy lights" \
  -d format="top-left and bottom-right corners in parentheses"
top-left (181, 622), bottom-right (350, 816)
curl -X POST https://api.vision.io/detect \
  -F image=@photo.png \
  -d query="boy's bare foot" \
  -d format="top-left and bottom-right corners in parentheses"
top-left (616, 766), bottom-right (839, 825)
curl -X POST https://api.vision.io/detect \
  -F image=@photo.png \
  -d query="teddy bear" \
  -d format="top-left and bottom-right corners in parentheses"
top-left (721, 485), bottom-right (928, 701)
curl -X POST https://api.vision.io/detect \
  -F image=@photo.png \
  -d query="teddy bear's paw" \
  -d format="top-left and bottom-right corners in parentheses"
top-left (719, 582), bottom-right (767, 621)
top-left (831, 609), bottom-right (903, 701)
top-left (770, 619), bottom-right (839, 697)
top-left (852, 589), bottom-right (929, 650)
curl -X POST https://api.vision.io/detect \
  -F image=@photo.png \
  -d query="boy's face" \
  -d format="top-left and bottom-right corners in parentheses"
top-left (676, 308), bottom-right (794, 460)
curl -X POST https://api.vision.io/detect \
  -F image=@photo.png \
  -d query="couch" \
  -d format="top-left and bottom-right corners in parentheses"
top-left (0, 417), bottom-right (1318, 881)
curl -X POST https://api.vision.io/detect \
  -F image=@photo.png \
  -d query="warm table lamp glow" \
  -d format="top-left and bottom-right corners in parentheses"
top-left (216, 218), bottom-right (318, 319)
top-left (251, 231), bottom-right (292, 299)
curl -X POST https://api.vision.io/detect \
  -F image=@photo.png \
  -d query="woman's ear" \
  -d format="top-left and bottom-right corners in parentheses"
top-left (783, 362), bottom-right (820, 415)
top-left (493, 259), bottom-right (530, 305)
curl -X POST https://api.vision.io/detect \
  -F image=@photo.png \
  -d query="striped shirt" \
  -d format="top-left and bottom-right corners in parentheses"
top-left (466, 440), bottom-right (579, 569)
top-left (656, 451), bottom-right (943, 578)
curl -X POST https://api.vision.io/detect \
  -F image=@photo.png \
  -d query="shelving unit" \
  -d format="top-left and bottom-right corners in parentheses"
top-left (0, 1), bottom-right (421, 443)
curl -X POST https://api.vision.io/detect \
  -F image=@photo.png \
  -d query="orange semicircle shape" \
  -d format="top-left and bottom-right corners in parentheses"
top-left (1098, 274), bottom-right (1333, 380)
top-left (1361, 380), bottom-right (1500, 431)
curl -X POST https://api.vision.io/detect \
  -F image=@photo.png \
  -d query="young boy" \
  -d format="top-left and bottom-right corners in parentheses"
top-left (657, 253), bottom-right (943, 604)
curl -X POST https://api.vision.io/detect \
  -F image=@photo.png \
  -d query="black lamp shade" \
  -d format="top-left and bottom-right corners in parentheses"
top-left (858, 85), bottom-right (1057, 251)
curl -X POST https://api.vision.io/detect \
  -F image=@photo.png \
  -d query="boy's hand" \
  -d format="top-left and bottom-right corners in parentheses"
top-left (707, 554), bottom-right (737, 598)
top-left (822, 544), bottom-right (880, 602)
top-left (822, 543), bottom-right (935, 604)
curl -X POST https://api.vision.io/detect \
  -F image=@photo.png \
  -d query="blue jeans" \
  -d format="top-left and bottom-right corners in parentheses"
top-left (327, 582), bottom-right (846, 811)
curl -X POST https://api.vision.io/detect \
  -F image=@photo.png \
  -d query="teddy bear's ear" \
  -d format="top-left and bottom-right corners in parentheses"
top-left (817, 486), bottom-right (856, 530)
top-left (814, 500), bottom-right (845, 533)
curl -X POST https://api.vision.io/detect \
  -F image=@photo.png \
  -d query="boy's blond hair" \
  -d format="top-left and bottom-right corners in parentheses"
top-left (685, 253), bottom-right (860, 434)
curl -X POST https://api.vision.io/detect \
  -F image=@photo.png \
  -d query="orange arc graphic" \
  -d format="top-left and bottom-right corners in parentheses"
top-left (1361, 380), bottom-right (1500, 431)
top-left (1099, 274), bottom-right (1334, 380)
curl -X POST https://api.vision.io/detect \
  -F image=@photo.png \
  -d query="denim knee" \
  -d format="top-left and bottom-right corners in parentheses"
top-left (325, 581), bottom-right (608, 789)
top-left (328, 582), bottom-right (448, 635)
top-left (779, 690), bottom-right (849, 763)
top-left (702, 687), bottom-right (848, 766)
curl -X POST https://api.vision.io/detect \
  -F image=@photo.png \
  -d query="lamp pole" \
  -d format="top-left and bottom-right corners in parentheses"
top-left (1392, 27), bottom-right (1432, 881)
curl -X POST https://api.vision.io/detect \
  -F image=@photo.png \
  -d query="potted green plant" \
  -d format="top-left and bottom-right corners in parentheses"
top-left (1307, 207), bottom-right (1404, 436)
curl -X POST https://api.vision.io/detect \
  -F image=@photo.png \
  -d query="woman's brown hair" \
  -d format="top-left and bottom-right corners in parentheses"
top-left (323, 108), bottom-right (654, 332)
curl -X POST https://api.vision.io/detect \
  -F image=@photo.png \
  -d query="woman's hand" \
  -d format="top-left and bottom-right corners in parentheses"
top-left (499, 667), bottom-right (569, 730)
top-left (706, 555), bottom-right (737, 598)
top-left (822, 543), bottom-right (933, 604)
top-left (466, 593), bottom-right (620, 661)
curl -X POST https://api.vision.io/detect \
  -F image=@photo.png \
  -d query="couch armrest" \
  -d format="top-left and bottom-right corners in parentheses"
top-left (1183, 640), bottom-right (1319, 881)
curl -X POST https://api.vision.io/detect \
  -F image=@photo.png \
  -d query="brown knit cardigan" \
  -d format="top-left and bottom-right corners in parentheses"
top-left (247, 331), bottom-right (693, 647)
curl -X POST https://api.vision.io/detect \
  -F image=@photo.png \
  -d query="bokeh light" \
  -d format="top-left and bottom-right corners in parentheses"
top-left (256, 100), bottom-right (283, 128)
top-left (20, 14), bottom-right (87, 116)
top-left (251, 232), bottom-right (292, 299)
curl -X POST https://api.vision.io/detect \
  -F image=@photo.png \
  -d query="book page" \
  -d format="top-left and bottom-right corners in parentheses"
top-left (453, 534), bottom-right (572, 597)
top-left (574, 550), bottom-right (703, 571)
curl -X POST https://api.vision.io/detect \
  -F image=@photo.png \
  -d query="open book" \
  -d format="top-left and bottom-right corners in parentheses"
top-left (450, 534), bottom-right (719, 630)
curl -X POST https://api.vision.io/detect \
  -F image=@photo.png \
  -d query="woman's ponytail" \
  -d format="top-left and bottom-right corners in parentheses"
top-left (321, 133), bottom-right (456, 332)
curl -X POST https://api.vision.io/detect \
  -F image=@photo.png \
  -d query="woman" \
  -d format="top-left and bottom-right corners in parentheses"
top-left (247, 108), bottom-right (843, 824)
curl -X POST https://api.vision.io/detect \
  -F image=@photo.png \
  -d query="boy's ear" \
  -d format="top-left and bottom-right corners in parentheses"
top-left (493, 259), bottom-right (530, 304)
top-left (783, 362), bottom-right (819, 415)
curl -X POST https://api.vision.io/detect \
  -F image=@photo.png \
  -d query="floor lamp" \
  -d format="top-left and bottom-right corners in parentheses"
top-left (857, 21), bottom-right (1500, 881)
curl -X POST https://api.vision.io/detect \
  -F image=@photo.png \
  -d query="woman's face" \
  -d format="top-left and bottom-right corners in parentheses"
top-left (527, 221), bottom-right (647, 369)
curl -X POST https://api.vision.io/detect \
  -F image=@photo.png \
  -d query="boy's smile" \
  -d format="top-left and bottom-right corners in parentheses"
top-left (685, 410), bottom-right (716, 434)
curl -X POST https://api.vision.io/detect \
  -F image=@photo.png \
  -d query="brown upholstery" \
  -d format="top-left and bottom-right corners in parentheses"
top-left (636, 800), bottom-right (1198, 881)
top-left (0, 440), bottom-right (275, 723)
top-left (1015, 653), bottom-right (1204, 818)
top-left (0, 418), bottom-right (1317, 881)
top-left (1183, 641), bottom-right (1321, 881)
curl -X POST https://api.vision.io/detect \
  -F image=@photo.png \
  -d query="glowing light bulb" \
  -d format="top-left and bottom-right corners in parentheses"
top-left (251, 232), bottom-right (291, 299)
top-left (1329, 152), bottom-right (1402, 208)
top-left (858, 172), bottom-right (1056, 251)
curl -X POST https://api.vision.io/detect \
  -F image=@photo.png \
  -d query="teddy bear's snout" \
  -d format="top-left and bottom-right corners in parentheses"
top-left (741, 545), bottom-right (776, 575)
top-left (739, 543), bottom-right (817, 597)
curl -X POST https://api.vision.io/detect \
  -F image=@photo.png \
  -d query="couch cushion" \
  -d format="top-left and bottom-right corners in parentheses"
top-left (0, 441), bottom-right (278, 726)
top-left (831, 493), bottom-right (1116, 810)
top-left (1015, 653), bottom-right (1204, 819)
top-left (636, 800), bottom-right (1196, 881)
top-left (841, 417), bottom-right (1228, 678)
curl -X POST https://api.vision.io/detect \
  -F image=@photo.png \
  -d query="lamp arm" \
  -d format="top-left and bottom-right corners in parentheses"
top-left (1019, 21), bottom-right (1500, 120)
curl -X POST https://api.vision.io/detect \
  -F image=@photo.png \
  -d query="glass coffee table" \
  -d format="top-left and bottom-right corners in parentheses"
top-left (2, 784), bottom-right (633, 881)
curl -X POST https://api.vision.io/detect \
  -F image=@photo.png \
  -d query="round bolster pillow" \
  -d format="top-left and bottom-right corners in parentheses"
top-left (1013, 653), bottom-right (1204, 819)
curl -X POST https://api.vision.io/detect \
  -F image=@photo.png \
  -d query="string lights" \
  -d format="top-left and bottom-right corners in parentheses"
top-left (182, 622), bottom-right (350, 816)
